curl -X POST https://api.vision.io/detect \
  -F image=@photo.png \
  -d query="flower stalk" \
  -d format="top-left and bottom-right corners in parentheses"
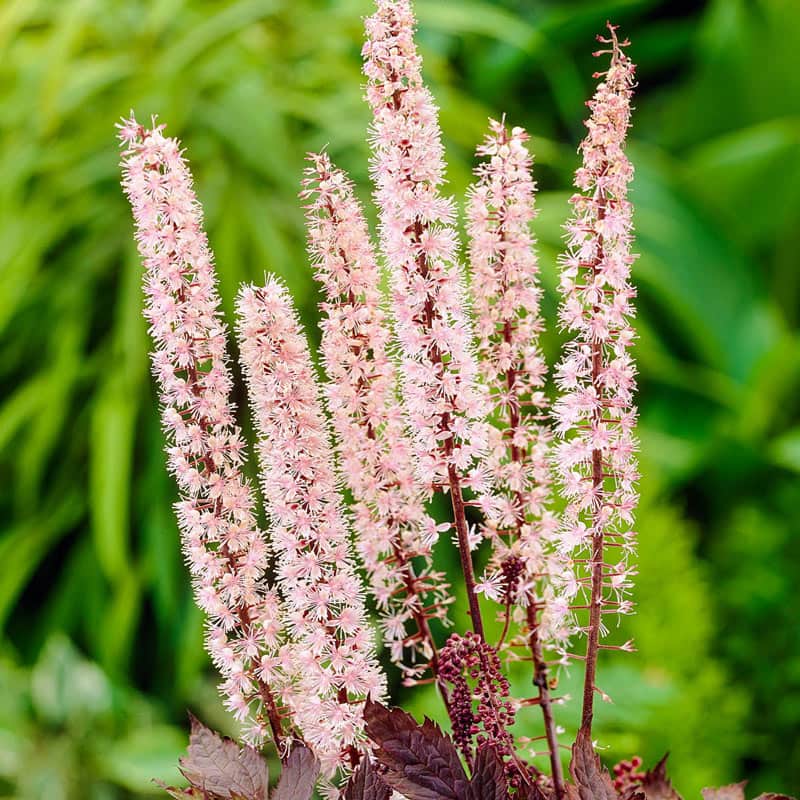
top-left (552, 24), bottom-right (638, 737)
top-left (235, 279), bottom-right (385, 774)
top-left (118, 116), bottom-right (289, 752)
top-left (363, 0), bottom-right (490, 643)
top-left (467, 118), bottom-right (567, 796)
top-left (300, 152), bottom-right (452, 683)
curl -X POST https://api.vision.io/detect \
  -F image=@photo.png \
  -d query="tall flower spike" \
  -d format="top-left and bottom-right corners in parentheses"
top-left (363, 0), bottom-right (491, 639)
top-left (467, 118), bottom-right (568, 796)
top-left (235, 279), bottom-right (385, 775)
top-left (467, 119), bottom-right (561, 621)
top-left (552, 25), bottom-right (639, 736)
top-left (118, 115), bottom-right (287, 749)
top-left (301, 152), bottom-right (453, 683)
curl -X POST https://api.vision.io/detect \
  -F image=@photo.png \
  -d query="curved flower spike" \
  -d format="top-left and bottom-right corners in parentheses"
top-left (236, 278), bottom-right (385, 775)
top-left (118, 115), bottom-right (286, 749)
top-left (301, 152), bottom-right (453, 682)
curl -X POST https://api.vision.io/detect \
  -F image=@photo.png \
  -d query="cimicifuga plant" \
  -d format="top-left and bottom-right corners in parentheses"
top-left (118, 3), bottom-right (783, 799)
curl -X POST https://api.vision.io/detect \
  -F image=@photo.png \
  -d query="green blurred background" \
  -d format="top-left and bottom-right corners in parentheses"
top-left (1, 0), bottom-right (799, 796)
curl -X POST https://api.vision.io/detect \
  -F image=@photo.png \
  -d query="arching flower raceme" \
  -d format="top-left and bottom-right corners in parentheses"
top-left (118, 115), bottom-right (286, 748)
top-left (467, 119), bottom-right (573, 647)
top-left (551, 26), bottom-right (639, 731)
top-left (301, 152), bottom-right (452, 682)
top-left (467, 119), bottom-right (571, 788)
top-left (363, 0), bottom-right (493, 647)
top-left (235, 279), bottom-right (385, 774)
top-left (362, 0), bottom-right (489, 492)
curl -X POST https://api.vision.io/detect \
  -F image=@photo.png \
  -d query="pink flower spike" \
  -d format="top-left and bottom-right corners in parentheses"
top-left (467, 118), bottom-right (570, 637)
top-left (551, 25), bottom-right (639, 731)
top-left (363, 0), bottom-right (489, 489)
top-left (118, 114), bottom-right (287, 750)
top-left (301, 152), bottom-right (452, 679)
top-left (467, 117), bottom-right (570, 789)
top-left (235, 278), bottom-right (385, 774)
top-left (363, 0), bottom-right (491, 644)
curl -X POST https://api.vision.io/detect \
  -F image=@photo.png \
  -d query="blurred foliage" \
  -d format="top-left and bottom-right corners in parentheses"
top-left (0, 635), bottom-right (187, 797)
top-left (1, 0), bottom-right (798, 797)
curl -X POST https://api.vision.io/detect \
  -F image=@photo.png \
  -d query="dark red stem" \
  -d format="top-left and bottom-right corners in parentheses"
top-left (579, 204), bottom-right (607, 736)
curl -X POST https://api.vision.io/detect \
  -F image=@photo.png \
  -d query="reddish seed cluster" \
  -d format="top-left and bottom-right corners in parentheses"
top-left (439, 633), bottom-right (517, 770)
top-left (613, 756), bottom-right (645, 793)
top-left (500, 555), bottom-right (524, 605)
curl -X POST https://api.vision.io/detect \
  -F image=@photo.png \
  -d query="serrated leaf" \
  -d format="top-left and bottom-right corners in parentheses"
top-left (467, 746), bottom-right (507, 800)
top-left (753, 794), bottom-right (797, 800)
top-left (518, 781), bottom-right (550, 800)
top-left (272, 744), bottom-right (319, 800)
top-left (364, 700), bottom-right (469, 800)
top-left (639, 755), bottom-right (682, 800)
top-left (569, 731), bottom-right (617, 800)
top-left (344, 758), bottom-right (391, 800)
top-left (155, 779), bottom-right (209, 799)
top-left (702, 784), bottom-right (747, 800)
top-left (179, 714), bottom-right (268, 800)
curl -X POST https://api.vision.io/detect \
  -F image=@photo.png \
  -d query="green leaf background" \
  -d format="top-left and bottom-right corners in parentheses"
top-left (1, 0), bottom-right (798, 796)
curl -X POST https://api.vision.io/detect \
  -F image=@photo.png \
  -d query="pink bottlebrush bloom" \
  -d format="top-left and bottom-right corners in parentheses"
top-left (300, 152), bottom-right (452, 681)
top-left (467, 121), bottom-right (569, 787)
top-left (118, 115), bottom-right (286, 748)
top-left (552, 28), bottom-right (639, 644)
top-left (466, 118), bottom-right (573, 648)
top-left (235, 279), bottom-right (385, 774)
top-left (362, 0), bottom-right (489, 493)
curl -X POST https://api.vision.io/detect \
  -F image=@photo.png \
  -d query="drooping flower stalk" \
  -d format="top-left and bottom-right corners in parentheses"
top-left (466, 118), bottom-right (566, 796)
top-left (363, 0), bottom-right (491, 640)
top-left (235, 279), bottom-right (385, 774)
top-left (552, 25), bottom-right (638, 737)
top-left (300, 152), bottom-right (453, 684)
top-left (440, 631), bottom-right (533, 786)
top-left (118, 116), bottom-right (288, 750)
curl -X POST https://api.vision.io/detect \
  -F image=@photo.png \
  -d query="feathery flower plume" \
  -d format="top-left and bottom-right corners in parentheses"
top-left (301, 152), bottom-right (452, 682)
top-left (467, 119), bottom-right (562, 623)
top-left (552, 25), bottom-right (639, 735)
top-left (363, 0), bottom-right (490, 639)
top-left (235, 279), bottom-right (385, 774)
top-left (467, 118), bottom-right (568, 794)
top-left (118, 115), bottom-right (287, 749)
